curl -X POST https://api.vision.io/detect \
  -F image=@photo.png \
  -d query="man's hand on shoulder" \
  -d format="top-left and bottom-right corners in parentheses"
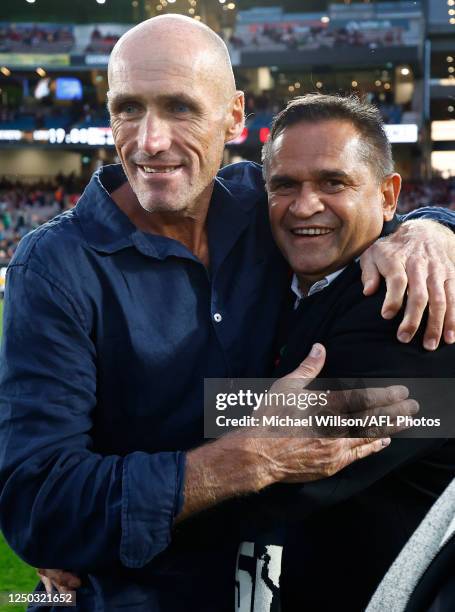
top-left (360, 218), bottom-right (455, 350)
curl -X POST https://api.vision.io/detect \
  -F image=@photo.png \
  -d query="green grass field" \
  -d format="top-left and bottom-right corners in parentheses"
top-left (0, 533), bottom-right (37, 611)
top-left (0, 300), bottom-right (38, 611)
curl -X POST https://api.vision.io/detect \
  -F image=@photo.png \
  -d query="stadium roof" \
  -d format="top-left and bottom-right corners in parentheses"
top-left (1, 0), bottom-right (420, 24)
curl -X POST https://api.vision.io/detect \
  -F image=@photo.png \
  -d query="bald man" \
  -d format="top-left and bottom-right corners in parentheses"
top-left (0, 15), bottom-right (454, 612)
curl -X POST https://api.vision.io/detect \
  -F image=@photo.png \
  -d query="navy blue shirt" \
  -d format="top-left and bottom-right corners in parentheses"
top-left (0, 162), bottom-right (453, 611)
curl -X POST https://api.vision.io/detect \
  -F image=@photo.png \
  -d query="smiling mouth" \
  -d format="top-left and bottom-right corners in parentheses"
top-left (139, 165), bottom-right (181, 174)
top-left (291, 227), bottom-right (334, 236)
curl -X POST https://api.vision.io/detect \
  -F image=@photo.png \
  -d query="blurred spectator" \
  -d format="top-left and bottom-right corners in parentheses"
top-left (230, 18), bottom-right (409, 53)
top-left (0, 98), bottom-right (109, 131)
top-left (0, 23), bottom-right (74, 53)
top-left (85, 27), bottom-right (120, 53)
top-left (243, 91), bottom-right (406, 128)
top-left (398, 178), bottom-right (455, 213)
top-left (0, 176), bottom-right (83, 261)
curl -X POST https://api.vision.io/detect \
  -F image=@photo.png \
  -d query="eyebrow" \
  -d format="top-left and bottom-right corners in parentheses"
top-left (268, 169), bottom-right (352, 189)
top-left (268, 174), bottom-right (298, 189)
top-left (316, 169), bottom-right (352, 181)
top-left (107, 91), bottom-right (201, 113)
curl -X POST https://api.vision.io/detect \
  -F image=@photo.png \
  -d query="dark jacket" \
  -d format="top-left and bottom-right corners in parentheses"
top-left (272, 258), bottom-right (455, 611)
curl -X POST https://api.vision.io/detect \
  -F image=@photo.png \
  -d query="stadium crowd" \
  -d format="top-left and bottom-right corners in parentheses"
top-left (85, 27), bottom-right (121, 54)
top-left (398, 178), bottom-right (455, 213)
top-left (0, 23), bottom-right (75, 53)
top-left (0, 23), bottom-right (125, 56)
top-left (0, 174), bottom-right (82, 262)
top-left (0, 174), bottom-right (452, 263)
top-left (230, 23), bottom-right (406, 52)
top-left (244, 91), bottom-right (405, 126)
top-left (0, 100), bottom-right (110, 131)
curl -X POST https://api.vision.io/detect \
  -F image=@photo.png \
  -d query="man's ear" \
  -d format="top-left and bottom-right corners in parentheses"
top-left (224, 91), bottom-right (245, 143)
top-left (381, 173), bottom-right (401, 221)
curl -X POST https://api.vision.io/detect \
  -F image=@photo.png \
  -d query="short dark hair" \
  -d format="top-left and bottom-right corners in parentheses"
top-left (262, 93), bottom-right (394, 182)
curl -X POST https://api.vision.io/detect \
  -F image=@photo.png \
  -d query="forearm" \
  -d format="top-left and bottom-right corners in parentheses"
top-left (177, 434), bottom-right (271, 522)
top-left (177, 422), bottom-right (389, 522)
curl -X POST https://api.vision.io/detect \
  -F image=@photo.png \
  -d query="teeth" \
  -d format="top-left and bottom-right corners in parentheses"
top-left (292, 228), bottom-right (332, 236)
top-left (142, 166), bottom-right (179, 173)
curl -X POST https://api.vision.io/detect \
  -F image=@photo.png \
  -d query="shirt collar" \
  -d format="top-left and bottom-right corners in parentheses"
top-left (76, 164), bottom-right (136, 254)
top-left (291, 266), bottom-right (347, 308)
top-left (75, 163), bottom-right (260, 260)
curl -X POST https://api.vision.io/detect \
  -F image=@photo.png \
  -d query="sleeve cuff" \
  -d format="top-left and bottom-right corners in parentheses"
top-left (400, 207), bottom-right (455, 231)
top-left (120, 450), bottom-right (185, 568)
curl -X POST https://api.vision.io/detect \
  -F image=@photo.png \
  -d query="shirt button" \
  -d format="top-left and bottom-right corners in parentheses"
top-left (213, 313), bottom-right (223, 323)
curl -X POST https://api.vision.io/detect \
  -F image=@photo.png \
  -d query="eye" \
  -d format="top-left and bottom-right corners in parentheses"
top-left (321, 179), bottom-right (345, 193)
top-left (112, 101), bottom-right (141, 117)
top-left (169, 101), bottom-right (191, 114)
top-left (270, 181), bottom-right (296, 194)
top-left (122, 102), bottom-right (140, 115)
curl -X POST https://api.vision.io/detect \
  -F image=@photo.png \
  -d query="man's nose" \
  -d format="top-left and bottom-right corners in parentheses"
top-left (289, 183), bottom-right (325, 217)
top-left (139, 113), bottom-right (172, 156)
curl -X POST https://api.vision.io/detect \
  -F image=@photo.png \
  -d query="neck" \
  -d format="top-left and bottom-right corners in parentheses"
top-left (111, 181), bottom-right (211, 266)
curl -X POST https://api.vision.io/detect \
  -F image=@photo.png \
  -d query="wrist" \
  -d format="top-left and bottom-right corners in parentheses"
top-left (235, 436), bottom-right (277, 492)
top-left (178, 433), bottom-right (275, 521)
top-left (205, 432), bottom-right (276, 494)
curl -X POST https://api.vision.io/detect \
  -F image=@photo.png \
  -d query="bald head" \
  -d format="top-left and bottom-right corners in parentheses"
top-left (105, 13), bottom-right (245, 220)
top-left (108, 15), bottom-right (236, 103)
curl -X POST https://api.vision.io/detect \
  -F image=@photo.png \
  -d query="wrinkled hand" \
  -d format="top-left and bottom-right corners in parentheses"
top-left (179, 344), bottom-right (415, 521)
top-left (37, 568), bottom-right (81, 595)
top-left (248, 344), bottom-right (402, 486)
top-left (360, 219), bottom-right (455, 350)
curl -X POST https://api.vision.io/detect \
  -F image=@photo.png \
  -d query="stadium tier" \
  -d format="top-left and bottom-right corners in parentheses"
top-left (0, 2), bottom-right (453, 202)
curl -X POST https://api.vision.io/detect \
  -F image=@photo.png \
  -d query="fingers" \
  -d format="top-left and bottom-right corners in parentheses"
top-left (58, 570), bottom-right (81, 589)
top-left (443, 278), bottom-right (455, 344)
top-left (350, 397), bottom-right (419, 421)
top-left (397, 266), bottom-right (455, 350)
top-left (37, 570), bottom-right (53, 595)
top-left (320, 437), bottom-right (392, 479)
top-left (367, 221), bottom-right (455, 348)
top-left (279, 436), bottom-right (391, 483)
top-left (36, 568), bottom-right (81, 592)
top-left (285, 343), bottom-right (326, 384)
top-left (360, 250), bottom-right (381, 295)
top-left (394, 263), bottom-right (426, 343)
top-left (381, 266), bottom-right (408, 321)
top-left (361, 241), bottom-right (408, 319)
top-left (422, 270), bottom-right (447, 350)
top-left (334, 385), bottom-right (409, 414)
top-left (361, 238), bottom-right (408, 311)
top-left (352, 399), bottom-right (419, 438)
top-left (349, 437), bottom-right (391, 463)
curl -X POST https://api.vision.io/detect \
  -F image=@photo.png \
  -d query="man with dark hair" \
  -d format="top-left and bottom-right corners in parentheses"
top-left (262, 93), bottom-right (394, 182)
top-left (258, 93), bottom-right (455, 611)
top-left (0, 19), bottom-right (454, 612)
